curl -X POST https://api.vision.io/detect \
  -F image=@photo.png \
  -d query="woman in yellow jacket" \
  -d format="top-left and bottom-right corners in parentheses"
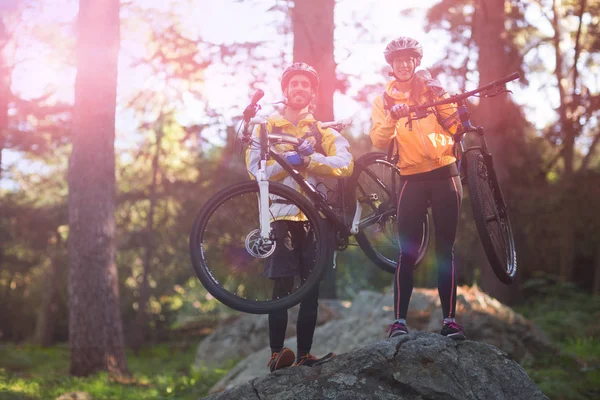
top-left (370, 37), bottom-right (466, 340)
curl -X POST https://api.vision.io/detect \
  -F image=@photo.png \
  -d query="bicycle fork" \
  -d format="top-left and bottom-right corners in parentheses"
top-left (257, 160), bottom-right (272, 241)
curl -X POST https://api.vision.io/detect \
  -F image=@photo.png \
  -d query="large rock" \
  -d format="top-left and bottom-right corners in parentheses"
top-left (203, 332), bottom-right (548, 400)
top-left (204, 285), bottom-right (552, 392)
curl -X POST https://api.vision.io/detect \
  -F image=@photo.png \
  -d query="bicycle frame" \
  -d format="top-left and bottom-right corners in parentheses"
top-left (405, 72), bottom-right (519, 203)
top-left (383, 72), bottom-right (520, 283)
top-left (456, 111), bottom-right (508, 206)
top-left (246, 121), bottom-right (359, 246)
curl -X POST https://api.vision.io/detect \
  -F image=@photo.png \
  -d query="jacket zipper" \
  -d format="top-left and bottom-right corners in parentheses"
top-left (416, 120), bottom-right (432, 160)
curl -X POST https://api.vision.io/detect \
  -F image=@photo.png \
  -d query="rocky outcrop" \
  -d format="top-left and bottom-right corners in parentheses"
top-left (197, 285), bottom-right (552, 393)
top-left (202, 332), bottom-right (548, 400)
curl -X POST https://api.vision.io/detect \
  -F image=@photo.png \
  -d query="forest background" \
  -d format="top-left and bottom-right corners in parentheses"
top-left (0, 0), bottom-right (599, 399)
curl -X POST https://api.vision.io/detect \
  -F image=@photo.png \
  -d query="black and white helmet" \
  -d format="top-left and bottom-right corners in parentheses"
top-left (384, 37), bottom-right (423, 65)
top-left (280, 62), bottom-right (320, 91)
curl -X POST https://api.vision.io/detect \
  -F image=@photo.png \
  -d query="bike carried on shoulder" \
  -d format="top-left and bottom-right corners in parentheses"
top-left (360, 72), bottom-right (520, 284)
top-left (188, 91), bottom-right (426, 314)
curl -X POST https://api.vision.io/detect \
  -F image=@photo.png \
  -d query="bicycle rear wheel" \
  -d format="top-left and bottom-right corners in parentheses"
top-left (352, 152), bottom-right (430, 274)
top-left (465, 150), bottom-right (517, 284)
top-left (189, 181), bottom-right (331, 314)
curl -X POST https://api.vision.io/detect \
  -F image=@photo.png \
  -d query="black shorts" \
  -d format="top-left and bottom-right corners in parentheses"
top-left (264, 220), bottom-right (317, 279)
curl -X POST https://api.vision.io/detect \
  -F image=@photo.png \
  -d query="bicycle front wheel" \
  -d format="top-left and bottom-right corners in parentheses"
top-left (465, 150), bottom-right (517, 284)
top-left (352, 152), bottom-right (430, 274)
top-left (189, 181), bottom-right (331, 314)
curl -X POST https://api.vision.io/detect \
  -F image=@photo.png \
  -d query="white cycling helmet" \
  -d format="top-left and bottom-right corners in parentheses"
top-left (384, 37), bottom-right (423, 66)
top-left (280, 62), bottom-right (320, 91)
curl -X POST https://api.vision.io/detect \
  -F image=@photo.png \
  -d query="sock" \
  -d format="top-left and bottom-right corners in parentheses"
top-left (271, 347), bottom-right (283, 355)
top-left (394, 318), bottom-right (407, 326)
top-left (443, 318), bottom-right (455, 325)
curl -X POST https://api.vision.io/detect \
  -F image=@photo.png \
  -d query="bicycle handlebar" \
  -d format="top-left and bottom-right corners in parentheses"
top-left (321, 118), bottom-right (353, 131)
top-left (241, 89), bottom-right (353, 140)
top-left (246, 117), bottom-right (352, 130)
top-left (408, 72), bottom-right (520, 112)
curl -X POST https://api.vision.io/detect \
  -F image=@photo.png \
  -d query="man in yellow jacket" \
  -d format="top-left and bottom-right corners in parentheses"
top-left (246, 62), bottom-right (353, 371)
top-left (370, 37), bottom-right (467, 340)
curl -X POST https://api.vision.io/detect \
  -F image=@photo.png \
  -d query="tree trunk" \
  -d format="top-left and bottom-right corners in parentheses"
top-left (551, 0), bottom-right (576, 282)
top-left (132, 125), bottom-right (163, 349)
top-left (471, 0), bottom-right (521, 304)
top-left (0, 18), bottom-right (9, 282)
top-left (472, 0), bottom-right (512, 180)
top-left (291, 0), bottom-right (337, 298)
top-left (593, 244), bottom-right (600, 296)
top-left (558, 179), bottom-right (575, 282)
top-left (291, 0), bottom-right (335, 122)
top-left (1, 16), bottom-right (10, 181)
top-left (34, 234), bottom-right (64, 346)
top-left (0, 55), bottom-right (6, 181)
top-left (68, 0), bottom-right (128, 377)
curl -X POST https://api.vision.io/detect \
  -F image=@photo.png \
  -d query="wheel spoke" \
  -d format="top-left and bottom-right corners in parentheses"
top-left (191, 182), bottom-right (328, 312)
top-left (478, 162), bottom-right (509, 271)
top-left (469, 152), bottom-right (516, 281)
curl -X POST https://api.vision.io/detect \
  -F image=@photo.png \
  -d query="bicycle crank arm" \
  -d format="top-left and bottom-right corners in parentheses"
top-left (350, 200), bottom-right (362, 234)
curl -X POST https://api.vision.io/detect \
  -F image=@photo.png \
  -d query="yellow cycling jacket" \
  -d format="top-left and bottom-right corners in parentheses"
top-left (245, 112), bottom-right (354, 221)
top-left (370, 71), bottom-right (462, 175)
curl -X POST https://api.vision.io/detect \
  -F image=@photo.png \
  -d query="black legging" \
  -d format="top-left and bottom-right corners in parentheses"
top-left (394, 175), bottom-right (463, 320)
top-left (269, 277), bottom-right (319, 355)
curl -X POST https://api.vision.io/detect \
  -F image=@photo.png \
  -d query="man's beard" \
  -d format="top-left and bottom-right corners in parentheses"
top-left (287, 91), bottom-right (311, 110)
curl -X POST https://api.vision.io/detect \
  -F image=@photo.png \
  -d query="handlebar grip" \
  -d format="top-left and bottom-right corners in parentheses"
top-left (250, 89), bottom-right (264, 106)
top-left (243, 89), bottom-right (264, 121)
top-left (321, 118), bottom-right (353, 129)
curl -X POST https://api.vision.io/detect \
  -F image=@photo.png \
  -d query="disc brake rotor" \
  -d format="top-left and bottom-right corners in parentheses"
top-left (245, 229), bottom-right (276, 258)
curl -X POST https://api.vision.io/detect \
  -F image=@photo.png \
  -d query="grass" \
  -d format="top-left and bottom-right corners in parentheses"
top-left (0, 342), bottom-right (234, 400)
top-left (516, 278), bottom-right (600, 400)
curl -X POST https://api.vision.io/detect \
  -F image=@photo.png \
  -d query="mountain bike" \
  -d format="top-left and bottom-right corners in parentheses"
top-left (189, 91), bottom-right (428, 314)
top-left (362, 72), bottom-right (520, 284)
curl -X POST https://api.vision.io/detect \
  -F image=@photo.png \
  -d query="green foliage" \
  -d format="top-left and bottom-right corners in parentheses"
top-left (335, 243), bottom-right (391, 300)
top-left (1, 2), bottom-right (600, 392)
top-left (0, 343), bottom-right (233, 400)
top-left (516, 276), bottom-right (600, 399)
top-left (527, 366), bottom-right (589, 400)
top-left (518, 276), bottom-right (600, 342)
top-left (525, 353), bottom-right (600, 400)
top-left (563, 337), bottom-right (600, 364)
